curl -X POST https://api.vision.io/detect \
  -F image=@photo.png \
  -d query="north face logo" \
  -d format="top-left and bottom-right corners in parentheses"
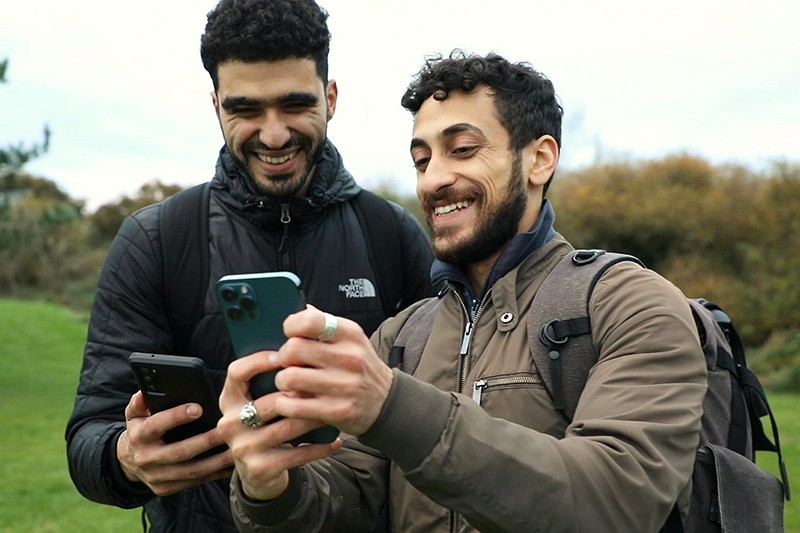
top-left (339, 278), bottom-right (376, 298)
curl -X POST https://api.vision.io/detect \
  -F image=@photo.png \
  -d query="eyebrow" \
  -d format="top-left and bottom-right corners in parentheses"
top-left (409, 122), bottom-right (486, 151)
top-left (220, 91), bottom-right (319, 111)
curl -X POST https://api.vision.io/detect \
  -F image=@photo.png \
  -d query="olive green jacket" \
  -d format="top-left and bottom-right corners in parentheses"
top-left (231, 235), bottom-right (707, 532)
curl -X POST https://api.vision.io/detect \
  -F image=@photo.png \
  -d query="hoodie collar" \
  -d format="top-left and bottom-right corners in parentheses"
top-left (431, 200), bottom-right (557, 304)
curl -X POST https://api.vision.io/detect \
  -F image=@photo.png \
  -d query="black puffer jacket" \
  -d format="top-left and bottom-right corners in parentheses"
top-left (65, 141), bottom-right (434, 532)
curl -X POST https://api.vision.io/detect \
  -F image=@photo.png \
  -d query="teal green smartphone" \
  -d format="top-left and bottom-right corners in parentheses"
top-left (216, 271), bottom-right (339, 445)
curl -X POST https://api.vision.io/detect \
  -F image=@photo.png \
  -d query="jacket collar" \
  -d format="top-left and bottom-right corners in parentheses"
top-left (431, 200), bottom-right (557, 306)
top-left (211, 139), bottom-right (361, 228)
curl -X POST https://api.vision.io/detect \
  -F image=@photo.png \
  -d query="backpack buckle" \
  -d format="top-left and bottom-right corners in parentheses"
top-left (539, 319), bottom-right (570, 347)
top-left (572, 249), bottom-right (606, 265)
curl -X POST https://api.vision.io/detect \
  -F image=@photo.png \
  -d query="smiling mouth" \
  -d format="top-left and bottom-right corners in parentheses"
top-left (434, 200), bottom-right (472, 216)
top-left (256, 151), bottom-right (297, 165)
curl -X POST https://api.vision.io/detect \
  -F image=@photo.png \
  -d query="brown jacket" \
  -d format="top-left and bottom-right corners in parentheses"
top-left (231, 235), bottom-right (707, 532)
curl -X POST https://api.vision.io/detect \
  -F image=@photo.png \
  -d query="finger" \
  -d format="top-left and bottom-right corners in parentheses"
top-left (220, 352), bottom-right (283, 409)
top-left (125, 391), bottom-right (150, 420)
top-left (140, 451), bottom-right (234, 496)
top-left (283, 306), bottom-right (353, 343)
top-left (136, 403), bottom-right (204, 443)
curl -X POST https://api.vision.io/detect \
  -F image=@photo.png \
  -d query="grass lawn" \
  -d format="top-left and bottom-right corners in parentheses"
top-left (0, 297), bottom-right (797, 531)
top-left (0, 299), bottom-right (140, 532)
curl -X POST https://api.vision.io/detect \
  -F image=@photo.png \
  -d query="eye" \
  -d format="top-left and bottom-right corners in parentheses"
top-left (283, 100), bottom-right (314, 113)
top-left (231, 107), bottom-right (260, 118)
top-left (452, 145), bottom-right (478, 157)
top-left (412, 157), bottom-right (429, 172)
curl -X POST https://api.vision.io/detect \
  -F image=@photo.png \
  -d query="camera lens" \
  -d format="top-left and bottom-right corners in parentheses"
top-left (227, 306), bottom-right (244, 321)
top-left (221, 287), bottom-right (238, 303)
top-left (240, 296), bottom-right (256, 312)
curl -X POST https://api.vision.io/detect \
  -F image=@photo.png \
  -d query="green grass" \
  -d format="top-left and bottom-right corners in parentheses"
top-left (757, 392), bottom-right (800, 531)
top-left (0, 299), bottom-right (140, 532)
top-left (0, 297), bottom-right (798, 531)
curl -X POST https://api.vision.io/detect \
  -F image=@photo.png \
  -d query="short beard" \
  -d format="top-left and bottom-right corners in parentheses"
top-left (245, 136), bottom-right (326, 199)
top-left (433, 152), bottom-right (527, 266)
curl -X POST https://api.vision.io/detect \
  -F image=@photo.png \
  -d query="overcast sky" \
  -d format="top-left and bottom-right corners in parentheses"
top-left (2, 0), bottom-right (798, 211)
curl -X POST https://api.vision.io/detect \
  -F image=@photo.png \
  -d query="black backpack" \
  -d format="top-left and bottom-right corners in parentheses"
top-left (390, 249), bottom-right (790, 532)
top-left (157, 182), bottom-right (409, 355)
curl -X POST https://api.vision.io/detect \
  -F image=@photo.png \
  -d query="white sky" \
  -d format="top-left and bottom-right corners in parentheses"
top-left (2, 0), bottom-right (798, 211)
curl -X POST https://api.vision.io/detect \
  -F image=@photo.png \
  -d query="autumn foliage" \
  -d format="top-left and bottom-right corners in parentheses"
top-left (550, 154), bottom-right (800, 347)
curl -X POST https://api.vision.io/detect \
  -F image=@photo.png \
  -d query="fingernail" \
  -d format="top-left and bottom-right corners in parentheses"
top-left (268, 352), bottom-right (279, 363)
top-left (186, 404), bottom-right (201, 418)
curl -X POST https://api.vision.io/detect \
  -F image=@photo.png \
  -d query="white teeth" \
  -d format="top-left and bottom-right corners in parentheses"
top-left (434, 201), bottom-right (471, 216)
top-left (257, 152), bottom-right (294, 165)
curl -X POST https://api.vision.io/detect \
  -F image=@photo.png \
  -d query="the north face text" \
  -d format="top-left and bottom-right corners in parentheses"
top-left (339, 278), bottom-right (376, 298)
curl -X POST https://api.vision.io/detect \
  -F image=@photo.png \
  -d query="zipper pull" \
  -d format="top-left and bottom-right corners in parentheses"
top-left (472, 379), bottom-right (488, 405)
top-left (278, 203), bottom-right (291, 255)
top-left (460, 321), bottom-right (473, 356)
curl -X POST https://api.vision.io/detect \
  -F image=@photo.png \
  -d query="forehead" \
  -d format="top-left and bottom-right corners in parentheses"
top-left (411, 87), bottom-right (504, 144)
top-left (216, 58), bottom-right (323, 96)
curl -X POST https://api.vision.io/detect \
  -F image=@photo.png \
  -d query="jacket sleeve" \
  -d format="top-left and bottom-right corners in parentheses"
top-left (65, 205), bottom-right (172, 508)
top-left (230, 437), bottom-right (390, 532)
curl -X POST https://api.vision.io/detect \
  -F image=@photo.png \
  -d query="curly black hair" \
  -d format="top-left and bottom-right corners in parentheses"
top-left (200, 0), bottom-right (331, 89)
top-left (401, 50), bottom-right (563, 153)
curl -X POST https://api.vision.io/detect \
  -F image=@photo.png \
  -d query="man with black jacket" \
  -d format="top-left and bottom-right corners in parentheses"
top-left (64, 1), bottom-right (434, 531)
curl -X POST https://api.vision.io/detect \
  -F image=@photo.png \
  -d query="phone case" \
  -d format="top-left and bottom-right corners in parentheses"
top-left (129, 353), bottom-right (226, 457)
top-left (216, 271), bottom-right (339, 445)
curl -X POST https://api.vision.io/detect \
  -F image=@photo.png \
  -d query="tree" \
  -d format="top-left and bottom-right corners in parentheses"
top-left (0, 172), bottom-right (85, 295)
top-left (89, 180), bottom-right (185, 244)
top-left (550, 154), bottom-right (800, 346)
top-left (0, 59), bottom-right (51, 177)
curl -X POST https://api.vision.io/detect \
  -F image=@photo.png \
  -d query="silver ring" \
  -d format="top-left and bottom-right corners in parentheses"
top-left (317, 312), bottom-right (338, 341)
top-left (239, 401), bottom-right (262, 428)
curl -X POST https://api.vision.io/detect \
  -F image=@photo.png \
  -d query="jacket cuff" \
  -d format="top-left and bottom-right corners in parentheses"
top-left (231, 467), bottom-right (307, 526)
top-left (359, 369), bottom-right (453, 472)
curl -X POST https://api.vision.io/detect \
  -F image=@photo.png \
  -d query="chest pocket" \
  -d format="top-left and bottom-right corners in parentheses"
top-left (470, 371), bottom-right (566, 437)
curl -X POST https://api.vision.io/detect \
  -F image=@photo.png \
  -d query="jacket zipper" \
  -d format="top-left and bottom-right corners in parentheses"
top-left (472, 375), bottom-right (543, 406)
top-left (451, 290), bottom-right (490, 533)
top-left (455, 290), bottom-right (491, 394)
top-left (277, 203), bottom-right (291, 268)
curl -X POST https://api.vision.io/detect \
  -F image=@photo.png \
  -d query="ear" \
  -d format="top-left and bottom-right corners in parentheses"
top-left (211, 90), bottom-right (220, 119)
top-left (326, 80), bottom-right (338, 121)
top-left (525, 135), bottom-right (559, 188)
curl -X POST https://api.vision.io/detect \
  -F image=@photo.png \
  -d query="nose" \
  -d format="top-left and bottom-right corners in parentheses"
top-left (258, 110), bottom-right (292, 149)
top-left (417, 154), bottom-right (457, 196)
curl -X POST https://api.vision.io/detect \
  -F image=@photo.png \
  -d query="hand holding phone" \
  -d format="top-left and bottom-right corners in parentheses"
top-left (129, 352), bottom-right (227, 458)
top-left (216, 271), bottom-right (339, 445)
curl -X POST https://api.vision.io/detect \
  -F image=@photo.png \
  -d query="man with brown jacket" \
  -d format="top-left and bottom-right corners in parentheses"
top-left (217, 51), bottom-right (708, 532)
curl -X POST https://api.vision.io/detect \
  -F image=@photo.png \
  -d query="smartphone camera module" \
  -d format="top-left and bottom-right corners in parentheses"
top-left (138, 367), bottom-right (163, 393)
top-left (218, 282), bottom-right (261, 323)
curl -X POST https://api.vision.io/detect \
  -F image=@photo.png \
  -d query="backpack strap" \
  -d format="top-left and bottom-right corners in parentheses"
top-left (528, 249), bottom-right (643, 422)
top-left (158, 182), bottom-right (211, 355)
top-left (352, 189), bottom-right (405, 318)
top-left (388, 294), bottom-right (444, 374)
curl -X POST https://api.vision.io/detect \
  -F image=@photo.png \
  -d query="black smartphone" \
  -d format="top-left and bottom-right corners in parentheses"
top-left (216, 271), bottom-right (339, 445)
top-left (129, 352), bottom-right (226, 458)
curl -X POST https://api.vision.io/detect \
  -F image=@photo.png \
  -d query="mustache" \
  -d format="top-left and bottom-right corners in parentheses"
top-left (421, 185), bottom-right (479, 211)
top-left (243, 136), bottom-right (307, 152)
